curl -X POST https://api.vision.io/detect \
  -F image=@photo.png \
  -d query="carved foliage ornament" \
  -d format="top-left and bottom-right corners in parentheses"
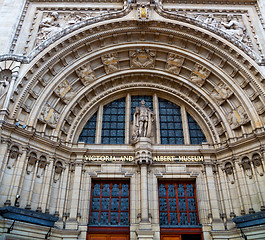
top-left (40, 103), bottom-right (60, 127)
top-left (101, 53), bottom-right (119, 74)
top-left (54, 79), bottom-right (76, 103)
top-left (190, 63), bottom-right (210, 87)
top-left (165, 53), bottom-right (184, 75)
top-left (75, 64), bottom-right (96, 86)
top-left (130, 49), bottom-right (156, 68)
top-left (227, 105), bottom-right (249, 129)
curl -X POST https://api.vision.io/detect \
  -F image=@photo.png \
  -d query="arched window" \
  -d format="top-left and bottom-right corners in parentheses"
top-left (78, 95), bottom-right (207, 145)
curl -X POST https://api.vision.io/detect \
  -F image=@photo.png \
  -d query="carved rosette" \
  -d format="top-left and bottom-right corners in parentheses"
top-left (76, 64), bottom-right (96, 86)
top-left (54, 79), bottom-right (76, 104)
top-left (101, 53), bottom-right (119, 74)
top-left (190, 63), bottom-right (211, 87)
top-left (165, 53), bottom-right (184, 75)
top-left (39, 103), bottom-right (60, 128)
top-left (130, 49), bottom-right (156, 68)
top-left (227, 105), bottom-right (249, 129)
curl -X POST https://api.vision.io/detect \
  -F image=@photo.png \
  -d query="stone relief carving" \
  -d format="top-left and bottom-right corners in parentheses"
top-left (75, 64), bottom-right (96, 86)
top-left (190, 63), bottom-right (210, 87)
top-left (227, 105), bottom-right (249, 129)
top-left (7, 146), bottom-right (19, 169)
top-left (54, 79), bottom-right (76, 103)
top-left (132, 100), bottom-right (154, 140)
top-left (35, 10), bottom-right (113, 46)
top-left (101, 53), bottom-right (119, 74)
top-left (40, 103), bottom-right (60, 127)
top-left (252, 154), bottom-right (264, 176)
top-left (137, 5), bottom-right (150, 21)
top-left (130, 49), bottom-right (156, 68)
top-left (211, 82), bottom-right (232, 104)
top-left (241, 158), bottom-right (253, 179)
top-left (27, 152), bottom-right (38, 174)
top-left (37, 156), bottom-right (48, 178)
top-left (165, 53), bottom-right (184, 75)
top-left (53, 161), bottom-right (64, 183)
top-left (224, 162), bottom-right (235, 184)
top-left (0, 70), bottom-right (12, 109)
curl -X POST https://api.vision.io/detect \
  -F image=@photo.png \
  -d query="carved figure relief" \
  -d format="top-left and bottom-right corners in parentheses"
top-left (224, 162), bottom-right (235, 184)
top-left (227, 105), bottom-right (249, 129)
top-left (7, 146), bottom-right (19, 169)
top-left (0, 70), bottom-right (12, 109)
top-left (241, 157), bottom-right (252, 179)
top-left (165, 53), bottom-right (184, 75)
top-left (132, 100), bottom-right (154, 140)
top-left (27, 152), bottom-right (38, 174)
top-left (75, 64), bottom-right (96, 86)
top-left (190, 64), bottom-right (210, 87)
top-left (40, 103), bottom-right (60, 127)
top-left (137, 5), bottom-right (150, 21)
top-left (53, 161), bottom-right (64, 183)
top-left (252, 154), bottom-right (264, 176)
top-left (101, 53), bottom-right (119, 74)
top-left (37, 156), bottom-right (48, 178)
top-left (130, 49), bottom-right (155, 68)
top-left (211, 82), bottom-right (232, 104)
top-left (54, 79), bottom-right (76, 103)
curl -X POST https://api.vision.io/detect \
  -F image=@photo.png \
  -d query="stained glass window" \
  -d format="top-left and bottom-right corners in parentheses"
top-left (158, 181), bottom-right (199, 227)
top-left (101, 98), bottom-right (125, 144)
top-left (78, 112), bottom-right (97, 144)
top-left (159, 98), bottom-right (184, 144)
top-left (187, 113), bottom-right (206, 144)
top-left (89, 181), bottom-right (130, 226)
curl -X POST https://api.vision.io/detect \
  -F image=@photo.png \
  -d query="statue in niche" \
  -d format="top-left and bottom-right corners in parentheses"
top-left (75, 64), bottom-right (96, 86)
top-left (36, 156), bottom-right (48, 178)
top-left (54, 79), bottom-right (75, 103)
top-left (101, 53), bottom-right (119, 74)
top-left (0, 70), bottom-right (12, 109)
top-left (40, 103), bottom-right (59, 127)
top-left (242, 158), bottom-right (252, 179)
top-left (132, 100), bottom-right (154, 140)
top-left (224, 162), bottom-right (235, 184)
top-left (37, 12), bottom-right (62, 44)
top-left (165, 53), bottom-right (184, 75)
top-left (190, 63), bottom-right (210, 87)
top-left (130, 49), bottom-right (155, 68)
top-left (253, 154), bottom-right (264, 176)
top-left (220, 14), bottom-right (245, 41)
top-left (53, 161), bottom-right (64, 183)
top-left (7, 146), bottom-right (19, 169)
top-left (27, 153), bottom-right (38, 175)
top-left (211, 82), bottom-right (232, 104)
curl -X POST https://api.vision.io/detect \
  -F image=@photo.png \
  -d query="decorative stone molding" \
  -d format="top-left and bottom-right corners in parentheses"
top-left (101, 53), bottom-right (120, 74)
top-left (130, 49), bottom-right (156, 68)
top-left (165, 53), bottom-right (184, 75)
top-left (190, 63), bottom-right (211, 87)
top-left (75, 64), bottom-right (96, 86)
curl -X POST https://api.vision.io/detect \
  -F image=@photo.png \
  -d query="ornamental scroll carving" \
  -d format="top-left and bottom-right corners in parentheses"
top-left (75, 64), bottom-right (96, 86)
top-left (227, 105), bottom-right (249, 129)
top-left (190, 64), bottom-right (211, 87)
top-left (101, 53), bottom-right (119, 74)
top-left (40, 103), bottom-right (60, 127)
top-left (54, 80), bottom-right (76, 103)
top-left (165, 53), bottom-right (184, 75)
top-left (130, 49), bottom-right (156, 68)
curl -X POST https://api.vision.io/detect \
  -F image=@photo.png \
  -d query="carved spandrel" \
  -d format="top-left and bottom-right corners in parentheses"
top-left (101, 53), bottom-right (119, 74)
top-left (54, 79), bottom-right (76, 103)
top-left (130, 49), bottom-right (156, 68)
top-left (165, 53), bottom-right (184, 75)
top-left (190, 63), bottom-right (210, 87)
top-left (76, 64), bottom-right (96, 86)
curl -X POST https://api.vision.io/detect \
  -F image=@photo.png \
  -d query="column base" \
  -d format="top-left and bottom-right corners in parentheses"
top-left (211, 218), bottom-right (225, 230)
top-left (136, 229), bottom-right (155, 240)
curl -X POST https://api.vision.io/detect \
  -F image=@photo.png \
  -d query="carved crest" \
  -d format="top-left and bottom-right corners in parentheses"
top-left (76, 64), bottom-right (96, 86)
top-left (165, 53), bottom-right (184, 75)
top-left (190, 63), bottom-right (211, 87)
top-left (54, 79), bottom-right (76, 103)
top-left (40, 103), bottom-right (60, 127)
top-left (227, 105), bottom-right (249, 129)
top-left (137, 5), bottom-right (150, 21)
top-left (101, 53), bottom-right (119, 74)
top-left (130, 49), bottom-right (156, 68)
top-left (211, 82), bottom-right (232, 104)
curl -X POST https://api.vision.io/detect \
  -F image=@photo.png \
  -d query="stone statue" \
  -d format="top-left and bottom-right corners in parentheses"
top-left (204, 14), bottom-right (220, 28)
top-left (132, 100), bottom-right (154, 140)
top-left (190, 64), bottom-right (210, 87)
top-left (101, 53), bottom-right (119, 74)
top-left (165, 53), bottom-right (184, 75)
top-left (76, 64), bottom-right (96, 86)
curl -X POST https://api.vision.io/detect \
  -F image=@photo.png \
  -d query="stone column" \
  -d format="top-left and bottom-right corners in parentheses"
top-left (153, 94), bottom-right (160, 144)
top-left (125, 93), bottom-right (131, 144)
top-left (0, 139), bottom-right (11, 186)
top-left (134, 137), bottom-right (154, 240)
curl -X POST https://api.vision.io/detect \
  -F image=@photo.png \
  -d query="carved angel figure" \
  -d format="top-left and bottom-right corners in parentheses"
top-left (132, 100), bottom-right (154, 140)
top-left (76, 64), bottom-right (96, 86)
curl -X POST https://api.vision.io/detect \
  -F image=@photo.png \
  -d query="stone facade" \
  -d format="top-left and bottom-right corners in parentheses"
top-left (0, 0), bottom-right (265, 239)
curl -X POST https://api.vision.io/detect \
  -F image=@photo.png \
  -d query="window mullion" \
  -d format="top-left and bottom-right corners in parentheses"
top-left (181, 106), bottom-right (190, 144)
top-left (153, 94), bottom-right (161, 144)
top-left (125, 93), bottom-right (131, 144)
top-left (95, 105), bottom-right (103, 144)
top-left (174, 184), bottom-right (180, 224)
top-left (184, 183), bottom-right (190, 224)
top-left (98, 183), bottom-right (103, 224)
top-left (165, 184), bottom-right (170, 224)
top-left (118, 183), bottom-right (122, 224)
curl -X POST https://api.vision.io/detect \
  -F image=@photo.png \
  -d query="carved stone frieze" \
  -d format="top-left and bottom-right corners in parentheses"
top-left (190, 63), bottom-right (210, 87)
top-left (211, 82), bottom-right (232, 105)
top-left (227, 105), bottom-right (249, 129)
top-left (130, 49), bottom-right (156, 68)
top-left (75, 64), bottom-right (96, 86)
top-left (54, 79), bottom-right (76, 103)
top-left (101, 53), bottom-right (119, 74)
top-left (39, 103), bottom-right (60, 127)
top-left (165, 53), bottom-right (184, 75)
